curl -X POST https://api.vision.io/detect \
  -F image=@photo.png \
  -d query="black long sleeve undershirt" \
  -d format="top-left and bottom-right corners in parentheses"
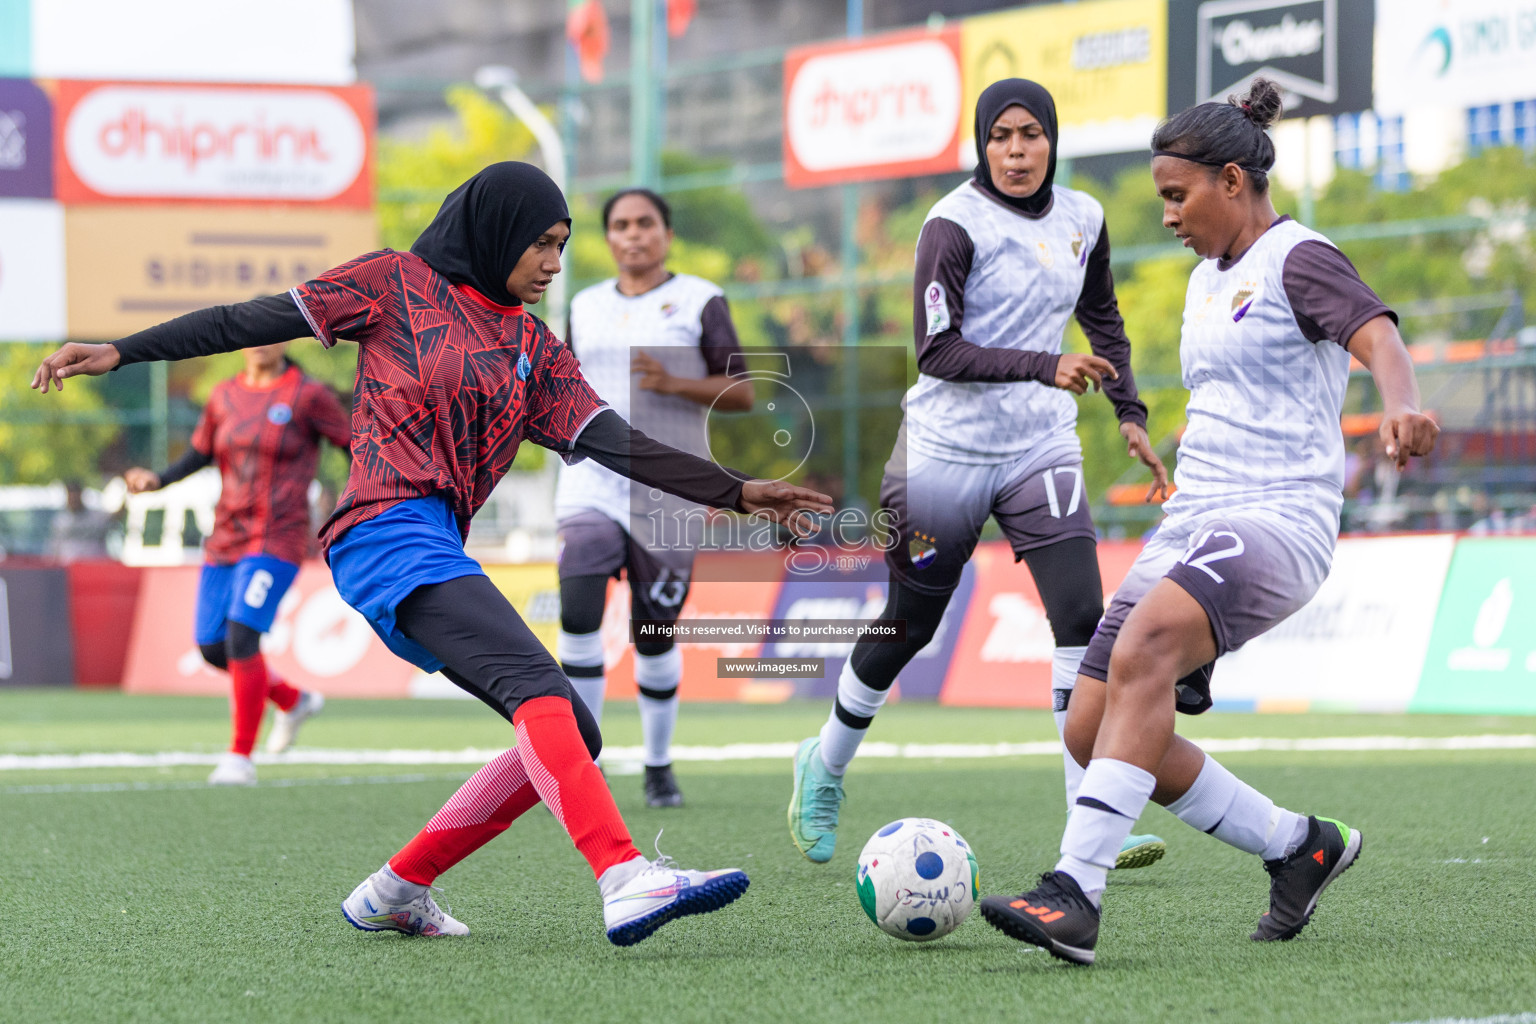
top-left (111, 293), bottom-right (313, 366)
top-left (1073, 225), bottom-right (1147, 429)
top-left (572, 410), bottom-right (747, 513)
top-left (154, 447), bottom-right (214, 487)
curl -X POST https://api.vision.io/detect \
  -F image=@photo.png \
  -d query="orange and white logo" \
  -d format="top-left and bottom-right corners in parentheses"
top-left (57, 81), bottom-right (373, 207)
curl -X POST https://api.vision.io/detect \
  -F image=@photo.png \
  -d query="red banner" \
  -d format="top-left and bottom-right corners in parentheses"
top-left (122, 563), bottom-right (415, 698)
top-left (939, 541), bottom-right (1141, 707)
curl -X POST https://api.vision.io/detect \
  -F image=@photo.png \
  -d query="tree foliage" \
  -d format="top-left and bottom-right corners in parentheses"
top-left (0, 345), bottom-right (118, 484)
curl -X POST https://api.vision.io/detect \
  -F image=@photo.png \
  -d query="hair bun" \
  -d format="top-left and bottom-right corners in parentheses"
top-left (1232, 78), bottom-right (1283, 129)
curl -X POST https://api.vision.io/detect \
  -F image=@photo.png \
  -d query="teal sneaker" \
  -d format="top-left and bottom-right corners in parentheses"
top-left (789, 737), bottom-right (844, 863)
top-left (1115, 834), bottom-right (1167, 870)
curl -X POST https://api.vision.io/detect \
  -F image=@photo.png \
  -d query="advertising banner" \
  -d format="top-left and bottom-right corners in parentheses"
top-left (29, 0), bottom-right (355, 85)
top-left (122, 564), bottom-right (417, 699)
top-left (0, 198), bottom-right (66, 341)
top-left (761, 559), bottom-right (975, 701)
top-left (55, 80), bottom-right (373, 207)
top-left (597, 553), bottom-right (786, 703)
top-left (1374, 0), bottom-right (1536, 117)
top-left (939, 541), bottom-right (1142, 707)
top-left (1412, 538), bottom-right (1536, 715)
top-left (0, 567), bottom-right (75, 687)
top-left (1213, 534), bottom-right (1456, 711)
top-left (63, 205), bottom-right (377, 339)
top-left (0, 78), bottom-right (52, 197)
top-left (961, 0), bottom-right (1167, 159)
top-left (1167, 0), bottom-right (1374, 121)
top-left (783, 27), bottom-right (964, 189)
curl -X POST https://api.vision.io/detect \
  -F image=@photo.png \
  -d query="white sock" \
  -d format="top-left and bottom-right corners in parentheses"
top-left (597, 854), bottom-right (649, 899)
top-left (558, 629), bottom-right (606, 729)
top-left (1052, 645), bottom-right (1088, 810)
top-left (818, 660), bottom-right (890, 776)
top-left (1165, 753), bottom-right (1307, 859)
top-left (1056, 758), bottom-right (1156, 902)
top-left (372, 863), bottom-right (426, 905)
top-left (634, 648), bottom-right (682, 767)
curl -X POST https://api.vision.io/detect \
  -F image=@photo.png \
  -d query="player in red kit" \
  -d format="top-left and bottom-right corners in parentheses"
top-left (125, 342), bottom-right (351, 785)
top-left (36, 162), bottom-right (833, 946)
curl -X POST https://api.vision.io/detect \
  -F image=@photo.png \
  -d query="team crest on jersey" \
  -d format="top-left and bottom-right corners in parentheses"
top-left (1034, 240), bottom-right (1055, 269)
top-left (1191, 293), bottom-right (1218, 325)
top-left (266, 403), bottom-right (292, 425)
top-left (1070, 231), bottom-right (1088, 266)
top-left (1231, 281), bottom-right (1258, 322)
top-left (924, 281), bottom-right (950, 335)
top-left (517, 351), bottom-right (532, 381)
top-left (908, 531), bottom-right (939, 570)
top-left (660, 302), bottom-right (678, 318)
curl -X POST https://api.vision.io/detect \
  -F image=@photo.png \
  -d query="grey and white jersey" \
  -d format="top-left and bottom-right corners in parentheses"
top-left (1164, 218), bottom-right (1394, 557)
top-left (554, 273), bottom-right (741, 528)
top-left (902, 181), bottom-right (1143, 468)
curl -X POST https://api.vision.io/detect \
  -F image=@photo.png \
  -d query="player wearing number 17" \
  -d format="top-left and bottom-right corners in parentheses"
top-left (791, 79), bottom-right (1170, 868)
top-left (979, 80), bottom-right (1439, 965)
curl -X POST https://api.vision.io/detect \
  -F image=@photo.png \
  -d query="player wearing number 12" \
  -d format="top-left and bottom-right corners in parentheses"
top-left (980, 79), bottom-right (1440, 965)
top-left (791, 79), bottom-right (1170, 866)
top-left (123, 342), bottom-right (349, 785)
top-left (554, 188), bottom-right (750, 808)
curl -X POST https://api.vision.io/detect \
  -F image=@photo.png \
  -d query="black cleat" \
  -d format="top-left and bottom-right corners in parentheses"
top-left (1251, 815), bottom-right (1362, 942)
top-left (643, 763), bottom-right (684, 808)
top-left (980, 871), bottom-right (1100, 965)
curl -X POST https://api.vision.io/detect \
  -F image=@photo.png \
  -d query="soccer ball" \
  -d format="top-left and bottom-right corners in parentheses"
top-left (856, 817), bottom-right (978, 941)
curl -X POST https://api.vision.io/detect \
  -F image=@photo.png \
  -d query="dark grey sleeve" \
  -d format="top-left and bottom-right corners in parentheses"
top-left (111, 293), bottom-right (314, 367)
top-left (154, 447), bottom-right (214, 487)
top-left (1283, 240), bottom-right (1397, 350)
top-left (698, 295), bottom-right (743, 376)
top-left (573, 409), bottom-right (746, 512)
top-left (1074, 224), bottom-right (1147, 428)
top-left (912, 217), bottom-right (1058, 384)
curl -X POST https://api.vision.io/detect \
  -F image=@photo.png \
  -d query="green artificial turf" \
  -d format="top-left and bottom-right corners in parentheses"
top-left (3, 690), bottom-right (1535, 1023)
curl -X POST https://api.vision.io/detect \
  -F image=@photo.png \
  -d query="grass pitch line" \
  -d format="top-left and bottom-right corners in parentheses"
top-left (1, 772), bottom-right (474, 796)
top-left (1, 733), bottom-right (1532, 773)
top-left (1391, 1015), bottom-right (1536, 1024)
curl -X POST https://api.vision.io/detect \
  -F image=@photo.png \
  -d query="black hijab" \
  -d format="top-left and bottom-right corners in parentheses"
top-left (411, 161), bottom-right (570, 307)
top-left (972, 79), bottom-right (1058, 217)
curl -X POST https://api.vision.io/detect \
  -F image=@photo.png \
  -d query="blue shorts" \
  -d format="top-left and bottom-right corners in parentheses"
top-left (326, 496), bottom-right (485, 673)
top-left (194, 555), bottom-right (301, 646)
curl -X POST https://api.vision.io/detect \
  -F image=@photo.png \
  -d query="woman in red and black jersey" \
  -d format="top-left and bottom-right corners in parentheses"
top-left (34, 162), bottom-right (831, 948)
top-left (125, 342), bottom-right (348, 785)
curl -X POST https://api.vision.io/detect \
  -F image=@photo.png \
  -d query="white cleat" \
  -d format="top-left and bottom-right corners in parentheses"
top-left (602, 857), bottom-right (749, 946)
top-left (266, 690), bottom-right (325, 754)
top-left (207, 752), bottom-right (256, 786)
top-left (341, 875), bottom-right (470, 937)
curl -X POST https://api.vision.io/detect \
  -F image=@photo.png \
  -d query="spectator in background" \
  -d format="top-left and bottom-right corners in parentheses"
top-left (47, 481), bottom-right (115, 563)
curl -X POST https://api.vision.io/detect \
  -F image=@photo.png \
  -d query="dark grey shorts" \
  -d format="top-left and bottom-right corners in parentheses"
top-left (881, 447), bottom-right (1096, 596)
top-left (1079, 509), bottom-right (1331, 713)
top-left (556, 510), bottom-right (694, 623)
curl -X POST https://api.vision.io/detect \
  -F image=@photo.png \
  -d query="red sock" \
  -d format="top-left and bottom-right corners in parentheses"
top-left (228, 654), bottom-right (269, 756)
top-left (389, 749), bottom-right (542, 885)
top-left (267, 672), bottom-right (301, 712)
top-left (513, 695), bottom-right (640, 879)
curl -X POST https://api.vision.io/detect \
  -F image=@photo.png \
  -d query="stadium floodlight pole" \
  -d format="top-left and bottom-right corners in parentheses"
top-left (475, 64), bottom-right (570, 339)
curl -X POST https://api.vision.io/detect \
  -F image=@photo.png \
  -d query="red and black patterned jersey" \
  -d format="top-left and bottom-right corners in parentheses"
top-left (191, 364), bottom-right (351, 565)
top-left (289, 250), bottom-right (606, 552)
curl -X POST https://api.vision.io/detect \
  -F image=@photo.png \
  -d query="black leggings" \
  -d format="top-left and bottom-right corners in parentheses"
top-left (198, 620), bottom-right (263, 670)
top-left (559, 572), bottom-right (675, 658)
top-left (842, 537), bottom-right (1104, 722)
top-left (395, 574), bottom-right (602, 759)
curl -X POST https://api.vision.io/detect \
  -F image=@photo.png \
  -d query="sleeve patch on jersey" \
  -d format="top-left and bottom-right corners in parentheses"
top-left (924, 281), bottom-right (950, 336)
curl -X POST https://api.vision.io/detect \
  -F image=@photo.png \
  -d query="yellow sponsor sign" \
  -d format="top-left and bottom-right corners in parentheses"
top-left (64, 205), bottom-right (377, 339)
top-left (484, 563), bottom-right (562, 655)
top-left (961, 0), bottom-right (1166, 159)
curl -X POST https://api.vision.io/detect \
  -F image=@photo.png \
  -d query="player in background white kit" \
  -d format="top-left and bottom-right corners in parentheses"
top-left (789, 79), bottom-right (1170, 865)
top-left (979, 80), bottom-right (1439, 965)
top-left (555, 188), bottom-right (750, 808)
